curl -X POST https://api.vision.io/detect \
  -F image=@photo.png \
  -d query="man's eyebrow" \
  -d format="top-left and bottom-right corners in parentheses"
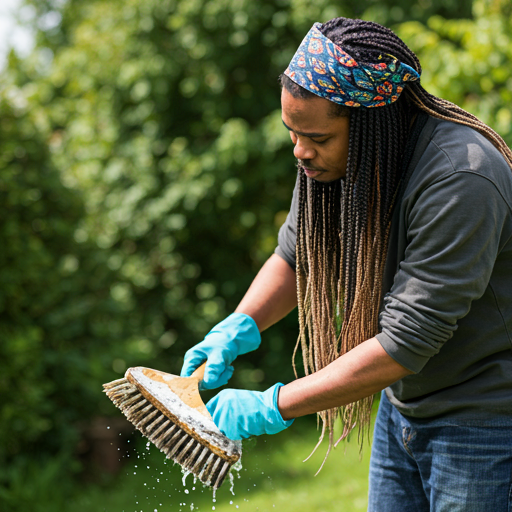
top-left (281, 119), bottom-right (328, 138)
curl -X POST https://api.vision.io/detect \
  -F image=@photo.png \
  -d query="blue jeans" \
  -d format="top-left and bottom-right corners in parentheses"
top-left (368, 392), bottom-right (512, 512)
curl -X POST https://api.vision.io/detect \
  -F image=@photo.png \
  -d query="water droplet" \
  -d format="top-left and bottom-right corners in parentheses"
top-left (107, 426), bottom-right (110, 429)
top-left (182, 470), bottom-right (191, 487)
top-left (184, 489), bottom-right (189, 494)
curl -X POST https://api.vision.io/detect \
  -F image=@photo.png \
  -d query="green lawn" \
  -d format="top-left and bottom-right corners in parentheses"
top-left (70, 417), bottom-right (372, 512)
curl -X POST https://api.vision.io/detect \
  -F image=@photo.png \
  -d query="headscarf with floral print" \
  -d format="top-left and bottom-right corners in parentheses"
top-left (284, 22), bottom-right (420, 108)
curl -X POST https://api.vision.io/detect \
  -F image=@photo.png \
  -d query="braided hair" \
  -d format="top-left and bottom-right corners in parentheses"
top-left (282, 17), bottom-right (512, 465)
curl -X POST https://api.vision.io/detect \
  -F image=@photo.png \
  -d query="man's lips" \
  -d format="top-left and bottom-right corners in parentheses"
top-left (303, 167), bottom-right (323, 178)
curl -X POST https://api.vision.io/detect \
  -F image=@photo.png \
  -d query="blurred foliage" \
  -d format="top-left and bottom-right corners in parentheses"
top-left (398, 0), bottom-right (512, 144)
top-left (0, 84), bottom-right (156, 511)
top-left (1, 0), bottom-right (511, 509)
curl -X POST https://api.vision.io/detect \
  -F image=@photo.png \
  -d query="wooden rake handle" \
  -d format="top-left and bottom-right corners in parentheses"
top-left (190, 362), bottom-right (207, 382)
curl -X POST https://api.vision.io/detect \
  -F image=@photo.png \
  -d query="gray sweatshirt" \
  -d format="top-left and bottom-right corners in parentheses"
top-left (275, 116), bottom-right (512, 422)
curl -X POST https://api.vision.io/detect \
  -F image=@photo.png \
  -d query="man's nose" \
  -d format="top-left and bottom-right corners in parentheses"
top-left (293, 139), bottom-right (315, 161)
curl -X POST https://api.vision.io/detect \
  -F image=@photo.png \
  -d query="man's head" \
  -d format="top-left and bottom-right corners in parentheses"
top-left (281, 86), bottom-right (350, 182)
top-left (280, 18), bottom-right (421, 184)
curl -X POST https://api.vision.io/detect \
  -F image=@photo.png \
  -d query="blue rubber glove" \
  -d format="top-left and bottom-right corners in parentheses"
top-left (206, 384), bottom-right (294, 440)
top-left (180, 313), bottom-right (261, 389)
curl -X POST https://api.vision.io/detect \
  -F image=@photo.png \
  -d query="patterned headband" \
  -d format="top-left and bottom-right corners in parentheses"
top-left (284, 23), bottom-right (420, 108)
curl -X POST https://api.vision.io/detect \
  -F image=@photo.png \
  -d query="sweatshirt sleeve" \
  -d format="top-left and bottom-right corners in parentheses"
top-left (376, 170), bottom-right (509, 373)
top-left (274, 175), bottom-right (299, 270)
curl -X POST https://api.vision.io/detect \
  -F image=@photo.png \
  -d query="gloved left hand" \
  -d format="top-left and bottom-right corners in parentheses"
top-left (206, 383), bottom-right (294, 441)
top-left (181, 313), bottom-right (261, 390)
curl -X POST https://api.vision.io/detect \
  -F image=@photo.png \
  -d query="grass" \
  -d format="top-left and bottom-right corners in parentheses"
top-left (69, 416), bottom-right (373, 512)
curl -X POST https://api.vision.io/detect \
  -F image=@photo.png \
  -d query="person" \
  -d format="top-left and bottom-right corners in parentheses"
top-left (181, 17), bottom-right (512, 511)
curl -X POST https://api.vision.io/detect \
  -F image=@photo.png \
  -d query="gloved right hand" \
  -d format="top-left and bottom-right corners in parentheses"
top-left (206, 383), bottom-right (294, 440)
top-left (180, 312), bottom-right (261, 389)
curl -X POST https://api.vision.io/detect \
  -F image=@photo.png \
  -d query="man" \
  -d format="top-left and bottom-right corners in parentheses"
top-left (181, 17), bottom-right (512, 511)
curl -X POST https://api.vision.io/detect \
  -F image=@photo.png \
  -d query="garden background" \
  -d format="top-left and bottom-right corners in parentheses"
top-left (1, 0), bottom-right (511, 510)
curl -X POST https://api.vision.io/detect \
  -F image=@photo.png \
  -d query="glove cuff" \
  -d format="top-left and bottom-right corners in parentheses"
top-left (268, 383), bottom-right (294, 432)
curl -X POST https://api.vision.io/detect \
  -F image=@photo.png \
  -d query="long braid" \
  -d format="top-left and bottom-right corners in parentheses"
top-left (329, 18), bottom-right (512, 166)
top-left (291, 16), bottom-right (512, 463)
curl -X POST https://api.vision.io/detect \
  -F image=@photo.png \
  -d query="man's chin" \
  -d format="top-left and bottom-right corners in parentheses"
top-left (308, 172), bottom-right (344, 183)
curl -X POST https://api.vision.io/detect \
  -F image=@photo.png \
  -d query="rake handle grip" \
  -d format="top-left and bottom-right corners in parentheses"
top-left (191, 362), bottom-right (207, 382)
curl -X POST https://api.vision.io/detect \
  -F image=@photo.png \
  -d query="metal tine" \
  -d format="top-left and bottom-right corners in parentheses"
top-left (205, 456), bottom-right (222, 486)
top-left (106, 388), bottom-right (137, 401)
top-left (146, 409), bottom-right (165, 435)
top-left (184, 442), bottom-right (202, 467)
top-left (108, 380), bottom-right (133, 391)
top-left (127, 401), bottom-right (152, 418)
top-left (213, 460), bottom-right (231, 490)
top-left (102, 378), bottom-right (128, 390)
top-left (155, 424), bottom-right (178, 449)
top-left (107, 388), bottom-right (137, 400)
top-left (106, 387), bottom-right (132, 399)
top-left (191, 446), bottom-right (211, 474)
top-left (124, 397), bottom-right (148, 414)
top-left (117, 393), bottom-right (144, 409)
top-left (175, 438), bottom-right (196, 464)
top-left (198, 452), bottom-right (216, 483)
top-left (167, 433), bottom-right (191, 459)
top-left (166, 425), bottom-right (185, 445)
top-left (150, 419), bottom-right (171, 440)
top-left (145, 416), bottom-right (161, 431)
top-left (137, 408), bottom-right (159, 428)
top-left (163, 428), bottom-right (188, 458)
top-left (161, 430), bottom-right (182, 457)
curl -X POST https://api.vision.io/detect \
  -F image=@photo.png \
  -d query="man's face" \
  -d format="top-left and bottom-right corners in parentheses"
top-left (281, 88), bottom-right (350, 182)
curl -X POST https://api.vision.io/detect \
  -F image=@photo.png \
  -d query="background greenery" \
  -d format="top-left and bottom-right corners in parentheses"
top-left (1, 0), bottom-right (511, 510)
top-left (70, 421), bottom-right (373, 512)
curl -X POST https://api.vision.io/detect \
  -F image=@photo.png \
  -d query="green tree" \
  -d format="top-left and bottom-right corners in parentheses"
top-left (397, 0), bottom-right (512, 146)
top-left (0, 61), bottom-right (155, 511)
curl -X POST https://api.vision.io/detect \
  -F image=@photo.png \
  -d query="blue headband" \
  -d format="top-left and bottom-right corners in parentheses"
top-left (284, 23), bottom-right (420, 108)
